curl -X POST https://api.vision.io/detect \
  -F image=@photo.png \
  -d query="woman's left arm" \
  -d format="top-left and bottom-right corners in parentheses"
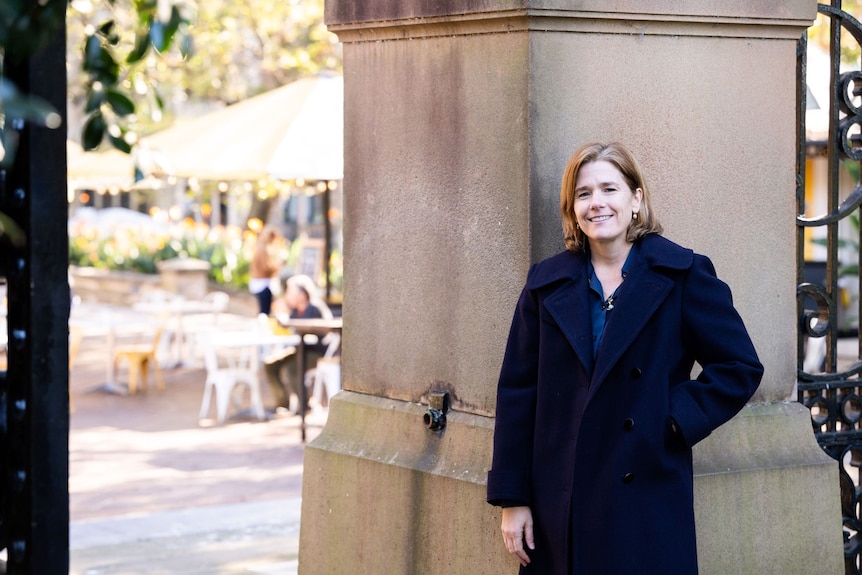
top-left (671, 254), bottom-right (764, 447)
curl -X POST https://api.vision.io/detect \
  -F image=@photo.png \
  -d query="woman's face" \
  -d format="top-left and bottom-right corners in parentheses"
top-left (574, 160), bottom-right (642, 249)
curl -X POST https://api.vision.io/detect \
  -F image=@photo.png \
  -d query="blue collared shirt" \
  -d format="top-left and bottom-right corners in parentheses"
top-left (587, 243), bottom-right (638, 358)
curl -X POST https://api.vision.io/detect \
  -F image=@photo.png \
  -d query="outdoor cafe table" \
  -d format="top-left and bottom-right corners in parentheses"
top-left (204, 330), bottom-right (302, 422)
top-left (207, 330), bottom-right (303, 358)
top-left (277, 317), bottom-right (343, 441)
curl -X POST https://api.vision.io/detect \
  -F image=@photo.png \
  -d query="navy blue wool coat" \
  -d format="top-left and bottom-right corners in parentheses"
top-left (487, 234), bottom-right (763, 575)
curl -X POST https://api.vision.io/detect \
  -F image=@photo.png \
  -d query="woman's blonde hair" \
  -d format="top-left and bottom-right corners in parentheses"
top-left (560, 142), bottom-right (662, 252)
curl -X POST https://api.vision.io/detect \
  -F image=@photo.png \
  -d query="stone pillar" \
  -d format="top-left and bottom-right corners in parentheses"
top-left (300, 2), bottom-right (842, 573)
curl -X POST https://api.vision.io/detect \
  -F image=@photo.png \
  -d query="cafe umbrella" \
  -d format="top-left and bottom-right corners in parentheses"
top-left (139, 73), bottom-right (343, 181)
top-left (139, 73), bottom-right (344, 297)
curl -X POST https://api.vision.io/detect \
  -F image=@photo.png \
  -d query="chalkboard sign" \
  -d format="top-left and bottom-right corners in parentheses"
top-left (298, 239), bottom-right (325, 280)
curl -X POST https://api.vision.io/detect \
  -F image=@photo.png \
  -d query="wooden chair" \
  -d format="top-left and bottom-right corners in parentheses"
top-left (112, 326), bottom-right (165, 395)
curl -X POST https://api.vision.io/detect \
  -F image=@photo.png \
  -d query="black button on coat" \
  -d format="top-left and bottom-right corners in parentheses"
top-left (487, 234), bottom-right (763, 574)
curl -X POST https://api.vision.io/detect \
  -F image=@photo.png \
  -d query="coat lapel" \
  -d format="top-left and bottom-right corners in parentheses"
top-left (527, 235), bottom-right (693, 388)
top-left (544, 277), bottom-right (595, 376)
top-left (589, 257), bottom-right (673, 392)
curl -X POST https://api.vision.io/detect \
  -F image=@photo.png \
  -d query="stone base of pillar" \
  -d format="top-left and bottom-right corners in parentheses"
top-left (300, 393), bottom-right (842, 574)
top-left (299, 391), bottom-right (508, 574)
top-left (693, 402), bottom-right (842, 573)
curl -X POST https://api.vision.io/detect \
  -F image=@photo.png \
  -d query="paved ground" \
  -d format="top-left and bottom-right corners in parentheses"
top-left (67, 311), bottom-right (328, 574)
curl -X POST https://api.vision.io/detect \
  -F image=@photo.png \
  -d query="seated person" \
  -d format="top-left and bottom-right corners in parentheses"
top-left (263, 274), bottom-right (332, 414)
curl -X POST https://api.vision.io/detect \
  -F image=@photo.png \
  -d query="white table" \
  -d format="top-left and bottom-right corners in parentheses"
top-left (206, 331), bottom-right (301, 360)
top-left (133, 298), bottom-right (228, 367)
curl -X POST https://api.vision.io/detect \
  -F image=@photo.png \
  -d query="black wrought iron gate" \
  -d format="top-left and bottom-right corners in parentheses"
top-left (798, 3), bottom-right (862, 574)
top-left (0, 14), bottom-right (70, 575)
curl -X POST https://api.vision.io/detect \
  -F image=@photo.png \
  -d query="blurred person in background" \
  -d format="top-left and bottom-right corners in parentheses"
top-left (263, 275), bottom-right (332, 414)
top-left (249, 225), bottom-right (284, 315)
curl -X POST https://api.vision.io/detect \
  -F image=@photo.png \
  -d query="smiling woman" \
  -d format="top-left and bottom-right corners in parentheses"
top-left (487, 141), bottom-right (763, 574)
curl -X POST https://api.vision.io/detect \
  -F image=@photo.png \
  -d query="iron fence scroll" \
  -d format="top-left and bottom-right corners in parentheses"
top-left (798, 4), bottom-right (862, 574)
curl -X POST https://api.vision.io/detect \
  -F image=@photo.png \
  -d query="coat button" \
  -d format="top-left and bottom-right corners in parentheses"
top-left (623, 472), bottom-right (634, 484)
top-left (623, 418), bottom-right (635, 431)
top-left (630, 367), bottom-right (642, 379)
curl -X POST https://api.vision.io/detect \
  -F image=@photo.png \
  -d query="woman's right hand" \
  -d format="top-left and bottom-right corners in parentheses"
top-left (501, 506), bottom-right (534, 567)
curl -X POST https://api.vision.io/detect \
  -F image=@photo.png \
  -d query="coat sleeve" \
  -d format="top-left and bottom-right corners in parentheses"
top-left (671, 254), bottom-right (764, 447)
top-left (487, 270), bottom-right (541, 507)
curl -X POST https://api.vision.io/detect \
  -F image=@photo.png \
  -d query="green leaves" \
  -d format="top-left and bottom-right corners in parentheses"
top-left (68, 221), bottom-right (260, 290)
top-left (79, 1), bottom-right (192, 152)
top-left (106, 89), bottom-right (135, 116)
top-left (108, 130), bottom-right (133, 154)
top-left (127, 31), bottom-right (150, 64)
top-left (149, 7), bottom-right (184, 54)
top-left (98, 20), bottom-right (120, 46)
top-left (83, 34), bottom-right (120, 84)
top-left (68, 0), bottom-right (338, 154)
top-left (81, 107), bottom-right (133, 152)
top-left (82, 111), bottom-right (106, 150)
top-left (127, 2), bottom-right (191, 60)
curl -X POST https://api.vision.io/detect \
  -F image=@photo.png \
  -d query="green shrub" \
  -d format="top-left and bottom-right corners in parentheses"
top-left (68, 220), bottom-right (281, 291)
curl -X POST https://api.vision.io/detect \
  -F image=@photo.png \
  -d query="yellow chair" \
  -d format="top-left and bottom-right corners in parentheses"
top-left (113, 326), bottom-right (165, 395)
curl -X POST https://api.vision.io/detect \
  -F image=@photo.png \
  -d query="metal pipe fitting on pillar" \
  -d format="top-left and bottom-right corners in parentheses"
top-left (423, 391), bottom-right (450, 431)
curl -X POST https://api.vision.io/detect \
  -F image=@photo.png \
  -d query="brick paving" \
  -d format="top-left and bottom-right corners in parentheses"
top-left (69, 312), bottom-right (326, 574)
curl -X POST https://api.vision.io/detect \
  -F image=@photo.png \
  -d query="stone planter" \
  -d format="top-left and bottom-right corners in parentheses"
top-left (156, 257), bottom-right (211, 300)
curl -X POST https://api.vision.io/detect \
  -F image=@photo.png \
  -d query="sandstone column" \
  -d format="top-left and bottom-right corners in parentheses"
top-left (300, 2), bottom-right (842, 573)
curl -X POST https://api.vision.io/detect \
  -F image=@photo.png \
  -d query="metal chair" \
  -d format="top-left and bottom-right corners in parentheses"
top-left (198, 335), bottom-right (265, 424)
top-left (308, 332), bottom-right (341, 409)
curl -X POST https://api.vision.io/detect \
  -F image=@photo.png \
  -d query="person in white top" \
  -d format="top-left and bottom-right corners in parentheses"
top-left (248, 225), bottom-right (284, 315)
